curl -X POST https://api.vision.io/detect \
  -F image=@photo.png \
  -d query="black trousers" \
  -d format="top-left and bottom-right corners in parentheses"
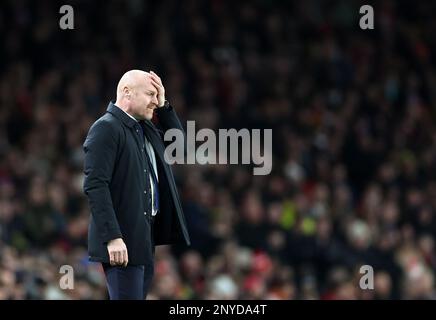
top-left (102, 261), bottom-right (154, 300)
top-left (102, 215), bottom-right (155, 300)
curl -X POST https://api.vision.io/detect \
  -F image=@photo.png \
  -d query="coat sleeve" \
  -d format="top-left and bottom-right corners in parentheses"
top-left (83, 119), bottom-right (122, 243)
top-left (155, 105), bottom-right (185, 133)
top-left (155, 104), bottom-right (187, 155)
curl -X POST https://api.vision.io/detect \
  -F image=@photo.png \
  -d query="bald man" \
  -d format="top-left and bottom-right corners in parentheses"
top-left (83, 70), bottom-right (190, 299)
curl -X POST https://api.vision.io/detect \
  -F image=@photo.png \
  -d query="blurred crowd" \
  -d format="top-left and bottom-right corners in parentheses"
top-left (1, 0), bottom-right (436, 299)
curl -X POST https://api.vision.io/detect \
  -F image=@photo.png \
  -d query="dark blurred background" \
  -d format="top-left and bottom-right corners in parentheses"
top-left (1, 0), bottom-right (436, 299)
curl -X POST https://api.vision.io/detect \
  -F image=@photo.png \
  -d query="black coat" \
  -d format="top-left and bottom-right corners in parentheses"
top-left (83, 102), bottom-right (190, 265)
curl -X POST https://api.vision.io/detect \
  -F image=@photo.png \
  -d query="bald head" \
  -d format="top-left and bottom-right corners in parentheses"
top-left (114, 69), bottom-right (159, 120)
top-left (116, 69), bottom-right (150, 100)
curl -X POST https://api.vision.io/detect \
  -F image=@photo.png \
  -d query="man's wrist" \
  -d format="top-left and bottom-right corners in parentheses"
top-left (107, 237), bottom-right (123, 245)
top-left (160, 100), bottom-right (170, 108)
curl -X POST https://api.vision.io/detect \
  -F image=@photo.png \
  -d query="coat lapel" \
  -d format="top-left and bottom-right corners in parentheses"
top-left (140, 121), bottom-right (166, 168)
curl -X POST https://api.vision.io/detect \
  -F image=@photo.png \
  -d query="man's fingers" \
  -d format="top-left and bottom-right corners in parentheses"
top-left (118, 251), bottom-right (124, 265)
top-left (114, 251), bottom-right (120, 265)
top-left (150, 71), bottom-right (162, 83)
top-left (150, 74), bottom-right (163, 88)
top-left (107, 239), bottom-right (129, 266)
top-left (120, 250), bottom-right (124, 266)
top-left (150, 71), bottom-right (159, 79)
top-left (122, 250), bottom-right (128, 267)
top-left (109, 251), bottom-right (116, 266)
top-left (151, 79), bottom-right (162, 90)
top-left (108, 250), bottom-right (127, 266)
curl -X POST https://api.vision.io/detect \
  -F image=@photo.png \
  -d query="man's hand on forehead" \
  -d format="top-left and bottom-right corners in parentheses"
top-left (149, 71), bottom-right (166, 107)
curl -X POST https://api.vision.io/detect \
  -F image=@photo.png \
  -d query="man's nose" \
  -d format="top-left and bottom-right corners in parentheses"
top-left (152, 96), bottom-right (158, 106)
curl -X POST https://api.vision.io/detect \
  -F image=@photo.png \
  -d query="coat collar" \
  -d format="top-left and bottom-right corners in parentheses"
top-left (106, 101), bottom-right (137, 128)
top-left (106, 102), bottom-right (157, 131)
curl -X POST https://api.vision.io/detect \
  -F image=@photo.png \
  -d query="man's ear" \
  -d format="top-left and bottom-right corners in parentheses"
top-left (123, 86), bottom-right (131, 100)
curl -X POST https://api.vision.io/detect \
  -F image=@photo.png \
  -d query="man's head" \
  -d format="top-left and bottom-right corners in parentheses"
top-left (115, 70), bottom-right (159, 120)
